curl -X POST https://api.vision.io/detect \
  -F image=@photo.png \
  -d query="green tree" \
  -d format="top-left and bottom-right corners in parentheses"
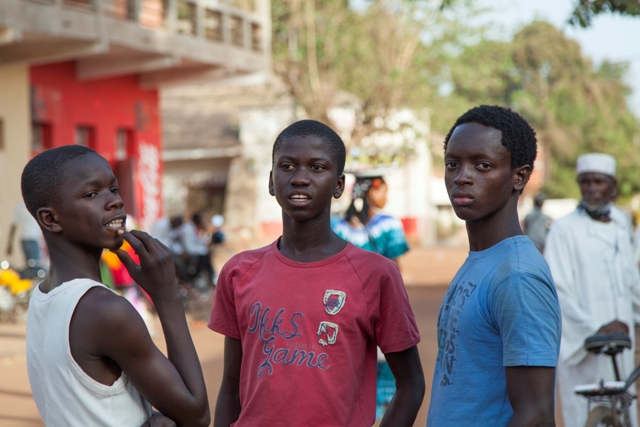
top-left (568, 0), bottom-right (640, 27)
top-left (449, 21), bottom-right (640, 201)
top-left (270, 0), bottom-right (479, 147)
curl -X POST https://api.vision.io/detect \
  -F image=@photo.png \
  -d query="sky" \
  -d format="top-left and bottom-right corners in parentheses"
top-left (477, 0), bottom-right (640, 117)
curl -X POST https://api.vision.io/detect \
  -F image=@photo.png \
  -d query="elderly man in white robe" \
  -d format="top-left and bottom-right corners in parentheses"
top-left (545, 153), bottom-right (640, 427)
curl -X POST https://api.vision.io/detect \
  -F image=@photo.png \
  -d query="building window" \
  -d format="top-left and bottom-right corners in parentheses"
top-left (116, 129), bottom-right (132, 160)
top-left (32, 122), bottom-right (52, 152)
top-left (75, 126), bottom-right (94, 148)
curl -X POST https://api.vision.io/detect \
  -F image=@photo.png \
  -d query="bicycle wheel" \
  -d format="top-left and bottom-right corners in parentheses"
top-left (584, 405), bottom-right (622, 427)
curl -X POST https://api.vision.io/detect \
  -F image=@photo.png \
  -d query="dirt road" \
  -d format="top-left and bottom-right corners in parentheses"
top-left (0, 245), bottom-right (570, 426)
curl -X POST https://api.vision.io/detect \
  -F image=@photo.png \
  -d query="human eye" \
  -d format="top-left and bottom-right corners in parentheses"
top-left (281, 163), bottom-right (294, 170)
top-left (311, 164), bottom-right (325, 171)
top-left (111, 187), bottom-right (119, 194)
top-left (444, 160), bottom-right (457, 169)
top-left (477, 162), bottom-right (492, 170)
top-left (84, 191), bottom-right (98, 199)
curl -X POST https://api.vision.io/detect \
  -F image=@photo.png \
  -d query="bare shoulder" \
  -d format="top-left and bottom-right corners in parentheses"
top-left (75, 286), bottom-right (139, 321)
top-left (72, 286), bottom-right (149, 345)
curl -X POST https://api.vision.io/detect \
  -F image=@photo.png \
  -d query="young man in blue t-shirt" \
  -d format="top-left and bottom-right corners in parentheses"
top-left (427, 105), bottom-right (561, 426)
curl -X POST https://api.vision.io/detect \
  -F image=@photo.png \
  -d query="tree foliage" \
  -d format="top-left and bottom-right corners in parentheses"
top-left (270, 0), bottom-right (477, 147)
top-left (568, 0), bottom-right (640, 27)
top-left (449, 21), bottom-right (640, 200)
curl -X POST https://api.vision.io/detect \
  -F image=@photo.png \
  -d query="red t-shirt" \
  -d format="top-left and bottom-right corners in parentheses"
top-left (209, 240), bottom-right (420, 427)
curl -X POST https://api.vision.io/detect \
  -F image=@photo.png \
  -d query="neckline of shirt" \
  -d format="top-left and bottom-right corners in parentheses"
top-left (270, 238), bottom-right (355, 268)
top-left (34, 278), bottom-right (100, 300)
top-left (467, 235), bottom-right (529, 260)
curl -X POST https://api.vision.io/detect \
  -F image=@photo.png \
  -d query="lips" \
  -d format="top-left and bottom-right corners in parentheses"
top-left (451, 192), bottom-right (474, 206)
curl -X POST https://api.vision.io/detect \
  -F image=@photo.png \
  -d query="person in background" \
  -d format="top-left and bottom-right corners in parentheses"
top-left (332, 171), bottom-right (409, 263)
top-left (331, 170), bottom-right (410, 419)
top-left (210, 214), bottom-right (225, 285)
top-left (181, 213), bottom-right (215, 288)
top-left (523, 192), bottom-right (553, 253)
top-left (150, 215), bottom-right (190, 284)
top-left (6, 200), bottom-right (43, 269)
top-left (545, 153), bottom-right (640, 427)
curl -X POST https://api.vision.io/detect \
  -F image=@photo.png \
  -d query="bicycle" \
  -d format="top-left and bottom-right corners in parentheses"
top-left (574, 332), bottom-right (640, 427)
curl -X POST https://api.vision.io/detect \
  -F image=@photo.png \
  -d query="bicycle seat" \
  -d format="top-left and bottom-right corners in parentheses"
top-left (585, 333), bottom-right (632, 355)
top-left (574, 380), bottom-right (626, 397)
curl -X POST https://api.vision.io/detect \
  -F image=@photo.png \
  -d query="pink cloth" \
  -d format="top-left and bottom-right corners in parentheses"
top-left (209, 240), bottom-right (420, 427)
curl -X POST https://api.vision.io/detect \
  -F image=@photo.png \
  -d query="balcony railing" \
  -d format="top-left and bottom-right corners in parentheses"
top-left (22, 0), bottom-right (266, 53)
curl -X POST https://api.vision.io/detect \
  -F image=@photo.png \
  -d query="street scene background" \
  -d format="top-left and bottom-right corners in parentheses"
top-left (1, 0), bottom-right (640, 425)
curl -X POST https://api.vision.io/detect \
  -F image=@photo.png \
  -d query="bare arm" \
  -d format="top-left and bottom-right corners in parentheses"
top-left (75, 230), bottom-right (210, 427)
top-left (214, 336), bottom-right (243, 427)
top-left (379, 345), bottom-right (425, 427)
top-left (506, 366), bottom-right (556, 427)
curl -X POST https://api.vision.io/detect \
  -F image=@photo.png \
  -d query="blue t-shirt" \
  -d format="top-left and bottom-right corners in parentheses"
top-left (427, 236), bottom-right (561, 427)
top-left (331, 214), bottom-right (409, 260)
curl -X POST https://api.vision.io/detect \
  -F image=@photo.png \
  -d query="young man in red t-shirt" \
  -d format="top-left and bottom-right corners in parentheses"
top-left (209, 120), bottom-right (425, 427)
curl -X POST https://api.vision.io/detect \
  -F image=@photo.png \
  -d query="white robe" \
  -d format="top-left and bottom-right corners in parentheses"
top-left (545, 207), bottom-right (640, 427)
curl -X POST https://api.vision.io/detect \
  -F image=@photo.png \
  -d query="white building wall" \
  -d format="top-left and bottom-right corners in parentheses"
top-left (236, 106), bottom-right (298, 241)
top-left (232, 106), bottom-right (436, 246)
top-left (352, 109), bottom-right (435, 246)
top-left (0, 63), bottom-right (32, 267)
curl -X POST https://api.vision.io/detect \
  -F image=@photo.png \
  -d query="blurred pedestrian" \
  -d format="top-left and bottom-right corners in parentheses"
top-left (5, 200), bottom-right (42, 268)
top-left (523, 193), bottom-right (552, 253)
top-left (150, 215), bottom-right (190, 283)
top-left (210, 214), bottom-right (225, 285)
top-left (331, 170), bottom-right (410, 419)
top-left (545, 153), bottom-right (640, 427)
top-left (181, 213), bottom-right (214, 288)
top-left (331, 171), bottom-right (409, 262)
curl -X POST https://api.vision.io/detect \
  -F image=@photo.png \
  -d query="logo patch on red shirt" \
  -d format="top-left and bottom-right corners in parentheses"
top-left (323, 290), bottom-right (346, 315)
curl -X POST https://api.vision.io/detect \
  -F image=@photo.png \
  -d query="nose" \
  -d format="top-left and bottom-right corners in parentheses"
top-left (106, 192), bottom-right (124, 211)
top-left (290, 167), bottom-right (310, 186)
top-left (453, 165), bottom-right (473, 186)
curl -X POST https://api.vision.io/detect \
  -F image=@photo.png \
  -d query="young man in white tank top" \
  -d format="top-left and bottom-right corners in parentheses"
top-left (22, 146), bottom-right (210, 427)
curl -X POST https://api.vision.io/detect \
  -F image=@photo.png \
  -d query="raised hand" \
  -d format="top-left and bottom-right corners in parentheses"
top-left (111, 230), bottom-right (178, 301)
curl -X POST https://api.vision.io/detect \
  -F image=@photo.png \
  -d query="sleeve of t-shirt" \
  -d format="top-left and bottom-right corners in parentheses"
top-left (208, 262), bottom-right (241, 339)
top-left (490, 273), bottom-right (561, 367)
top-left (372, 262), bottom-right (420, 354)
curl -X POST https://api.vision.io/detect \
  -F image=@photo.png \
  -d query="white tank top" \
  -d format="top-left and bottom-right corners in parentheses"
top-left (27, 278), bottom-right (152, 426)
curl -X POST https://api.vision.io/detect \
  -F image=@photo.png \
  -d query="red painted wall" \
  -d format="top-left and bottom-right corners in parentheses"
top-left (29, 61), bottom-right (162, 230)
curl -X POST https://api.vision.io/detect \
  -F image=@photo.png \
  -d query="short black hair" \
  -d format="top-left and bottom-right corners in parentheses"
top-left (21, 145), bottom-right (98, 218)
top-left (272, 120), bottom-right (346, 175)
top-left (443, 105), bottom-right (537, 170)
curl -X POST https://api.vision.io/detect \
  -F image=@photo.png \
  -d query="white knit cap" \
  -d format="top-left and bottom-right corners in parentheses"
top-left (576, 153), bottom-right (616, 178)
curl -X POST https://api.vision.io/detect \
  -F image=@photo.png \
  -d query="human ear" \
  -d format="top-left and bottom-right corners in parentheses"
top-left (268, 171), bottom-right (275, 196)
top-left (513, 165), bottom-right (532, 192)
top-left (37, 207), bottom-right (62, 234)
top-left (333, 174), bottom-right (346, 199)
